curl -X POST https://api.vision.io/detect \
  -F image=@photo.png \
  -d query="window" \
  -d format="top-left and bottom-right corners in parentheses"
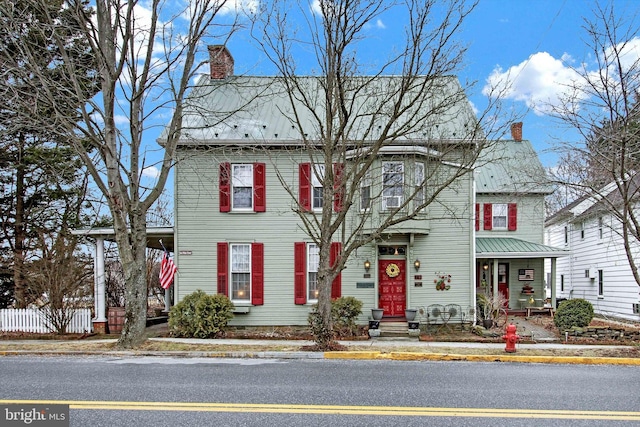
top-left (232, 165), bottom-right (253, 209)
top-left (598, 217), bottom-right (603, 239)
top-left (580, 221), bottom-right (585, 239)
top-left (299, 163), bottom-right (343, 212)
top-left (311, 165), bottom-right (325, 210)
top-left (598, 269), bottom-right (604, 297)
top-left (294, 242), bottom-right (342, 304)
top-left (492, 204), bottom-right (508, 229)
top-left (216, 242), bottom-right (264, 305)
top-left (231, 244), bottom-right (251, 301)
top-left (483, 203), bottom-right (517, 230)
top-left (414, 162), bottom-right (425, 209)
top-left (564, 226), bottom-right (568, 244)
top-left (307, 243), bottom-right (320, 301)
top-left (219, 163), bottom-right (265, 212)
top-left (560, 274), bottom-right (564, 292)
top-left (382, 162), bottom-right (404, 209)
top-left (360, 169), bottom-right (371, 211)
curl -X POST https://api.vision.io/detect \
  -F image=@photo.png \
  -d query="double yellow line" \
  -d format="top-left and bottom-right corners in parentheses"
top-left (2, 400), bottom-right (640, 420)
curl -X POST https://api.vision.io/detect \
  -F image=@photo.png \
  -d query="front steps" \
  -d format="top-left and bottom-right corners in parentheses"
top-left (371, 321), bottom-right (420, 338)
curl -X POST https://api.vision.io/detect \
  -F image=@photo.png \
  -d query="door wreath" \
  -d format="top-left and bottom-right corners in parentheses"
top-left (385, 263), bottom-right (400, 278)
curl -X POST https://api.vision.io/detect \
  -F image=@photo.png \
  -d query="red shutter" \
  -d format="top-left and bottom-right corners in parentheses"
top-left (217, 242), bottom-right (228, 296)
top-left (294, 242), bottom-right (307, 304)
top-left (330, 242), bottom-right (342, 299)
top-left (475, 203), bottom-right (480, 231)
top-left (219, 163), bottom-right (231, 212)
top-left (483, 203), bottom-right (492, 230)
top-left (508, 203), bottom-right (517, 231)
top-left (299, 163), bottom-right (311, 212)
top-left (251, 243), bottom-right (264, 305)
top-left (333, 163), bottom-right (344, 212)
top-left (253, 163), bottom-right (266, 212)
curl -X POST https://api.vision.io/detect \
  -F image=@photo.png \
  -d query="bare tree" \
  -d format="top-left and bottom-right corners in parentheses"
top-left (1, 0), bottom-right (241, 347)
top-left (250, 0), bottom-right (512, 348)
top-left (549, 2), bottom-right (640, 288)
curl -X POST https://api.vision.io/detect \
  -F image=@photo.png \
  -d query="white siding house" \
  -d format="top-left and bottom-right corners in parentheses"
top-left (545, 191), bottom-right (640, 321)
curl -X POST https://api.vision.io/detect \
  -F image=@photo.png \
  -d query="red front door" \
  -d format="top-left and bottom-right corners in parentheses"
top-left (378, 259), bottom-right (406, 317)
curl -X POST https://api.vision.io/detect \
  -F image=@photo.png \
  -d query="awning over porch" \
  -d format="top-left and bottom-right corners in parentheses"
top-left (476, 237), bottom-right (568, 259)
top-left (72, 226), bottom-right (174, 252)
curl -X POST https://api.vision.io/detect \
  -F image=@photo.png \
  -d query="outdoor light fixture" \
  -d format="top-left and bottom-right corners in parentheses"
top-left (414, 259), bottom-right (421, 271)
top-left (483, 262), bottom-right (489, 271)
top-left (364, 260), bottom-right (371, 272)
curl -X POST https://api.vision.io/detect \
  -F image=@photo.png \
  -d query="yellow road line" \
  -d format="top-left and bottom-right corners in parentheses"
top-left (1, 400), bottom-right (639, 420)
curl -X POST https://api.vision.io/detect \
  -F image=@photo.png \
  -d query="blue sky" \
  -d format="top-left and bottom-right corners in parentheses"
top-left (209, 0), bottom-right (639, 168)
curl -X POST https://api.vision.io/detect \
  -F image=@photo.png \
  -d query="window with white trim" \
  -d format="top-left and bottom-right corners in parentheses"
top-left (580, 221), bottom-right (585, 239)
top-left (232, 164), bottom-right (253, 210)
top-left (311, 165), bottom-right (325, 210)
top-left (598, 217), bottom-right (603, 239)
top-left (414, 162), bottom-right (425, 209)
top-left (360, 169), bottom-right (371, 211)
top-left (307, 243), bottom-right (320, 301)
top-left (231, 244), bottom-right (251, 301)
top-left (382, 162), bottom-right (404, 210)
top-left (492, 203), bottom-right (507, 229)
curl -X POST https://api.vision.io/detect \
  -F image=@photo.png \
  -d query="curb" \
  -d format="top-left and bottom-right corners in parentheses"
top-left (324, 351), bottom-right (640, 365)
top-left (1, 349), bottom-right (638, 365)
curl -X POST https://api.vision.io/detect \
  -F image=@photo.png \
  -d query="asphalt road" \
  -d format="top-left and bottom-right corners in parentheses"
top-left (1, 355), bottom-right (639, 426)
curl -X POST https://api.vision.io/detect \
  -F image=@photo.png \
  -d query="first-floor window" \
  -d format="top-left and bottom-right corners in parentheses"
top-left (231, 244), bottom-right (251, 301)
top-left (598, 269), bottom-right (604, 297)
top-left (560, 274), bottom-right (564, 292)
top-left (307, 243), bottom-right (320, 301)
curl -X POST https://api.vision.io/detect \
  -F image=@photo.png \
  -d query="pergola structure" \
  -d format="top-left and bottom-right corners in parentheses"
top-left (72, 227), bottom-right (174, 333)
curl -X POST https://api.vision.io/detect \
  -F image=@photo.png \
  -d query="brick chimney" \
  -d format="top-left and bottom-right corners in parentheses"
top-left (208, 45), bottom-right (234, 79)
top-left (510, 122), bottom-right (523, 141)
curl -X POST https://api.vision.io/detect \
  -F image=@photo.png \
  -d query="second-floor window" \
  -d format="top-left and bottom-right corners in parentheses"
top-left (311, 165), bottom-right (325, 210)
top-left (382, 162), bottom-right (404, 210)
top-left (483, 203), bottom-right (517, 231)
top-left (414, 162), bottom-right (425, 209)
top-left (219, 162), bottom-right (266, 213)
top-left (492, 204), bottom-right (508, 229)
top-left (360, 169), bottom-right (371, 211)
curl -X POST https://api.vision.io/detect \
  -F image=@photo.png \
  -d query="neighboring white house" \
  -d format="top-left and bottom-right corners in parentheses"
top-left (545, 187), bottom-right (640, 321)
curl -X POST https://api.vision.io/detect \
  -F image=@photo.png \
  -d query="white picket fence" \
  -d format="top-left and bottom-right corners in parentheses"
top-left (0, 308), bottom-right (93, 333)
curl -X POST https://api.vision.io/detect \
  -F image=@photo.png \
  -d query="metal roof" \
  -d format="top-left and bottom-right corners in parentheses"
top-left (474, 140), bottom-right (554, 194)
top-left (161, 75), bottom-right (479, 146)
top-left (476, 237), bottom-right (568, 258)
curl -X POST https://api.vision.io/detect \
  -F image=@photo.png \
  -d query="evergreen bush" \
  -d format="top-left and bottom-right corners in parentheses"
top-left (554, 298), bottom-right (594, 330)
top-left (169, 290), bottom-right (234, 338)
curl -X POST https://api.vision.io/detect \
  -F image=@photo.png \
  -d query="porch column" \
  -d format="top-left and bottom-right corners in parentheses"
top-left (491, 259), bottom-right (499, 296)
top-left (93, 237), bottom-right (107, 333)
top-left (550, 257), bottom-right (557, 308)
top-left (164, 288), bottom-right (171, 312)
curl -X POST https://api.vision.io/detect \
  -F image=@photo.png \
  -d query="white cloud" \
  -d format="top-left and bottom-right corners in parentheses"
top-left (219, 0), bottom-right (259, 15)
top-left (483, 52), bottom-right (581, 116)
top-left (142, 166), bottom-right (160, 179)
top-left (114, 115), bottom-right (129, 125)
top-left (376, 19), bottom-right (385, 29)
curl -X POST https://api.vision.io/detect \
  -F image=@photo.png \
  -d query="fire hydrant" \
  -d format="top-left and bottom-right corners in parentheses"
top-left (502, 323), bottom-right (520, 353)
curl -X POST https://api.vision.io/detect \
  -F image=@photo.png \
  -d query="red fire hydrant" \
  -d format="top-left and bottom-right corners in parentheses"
top-left (502, 323), bottom-right (520, 353)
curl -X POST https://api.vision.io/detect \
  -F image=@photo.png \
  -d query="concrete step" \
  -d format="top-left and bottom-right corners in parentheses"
top-left (378, 321), bottom-right (417, 337)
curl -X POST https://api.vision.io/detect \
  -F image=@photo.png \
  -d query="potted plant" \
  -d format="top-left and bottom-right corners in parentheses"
top-left (476, 286), bottom-right (509, 329)
top-left (405, 308), bottom-right (417, 321)
top-left (371, 308), bottom-right (384, 320)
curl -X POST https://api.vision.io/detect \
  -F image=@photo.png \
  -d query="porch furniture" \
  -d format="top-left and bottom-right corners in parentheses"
top-left (518, 299), bottom-right (528, 309)
top-left (526, 306), bottom-right (554, 317)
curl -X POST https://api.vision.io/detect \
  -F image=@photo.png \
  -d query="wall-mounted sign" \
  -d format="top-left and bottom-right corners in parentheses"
top-left (179, 250), bottom-right (192, 255)
top-left (518, 269), bottom-right (534, 281)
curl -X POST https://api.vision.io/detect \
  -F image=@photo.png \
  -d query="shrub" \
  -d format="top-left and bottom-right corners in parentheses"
top-left (169, 290), bottom-right (234, 338)
top-left (331, 296), bottom-right (363, 337)
top-left (554, 298), bottom-right (594, 330)
top-left (308, 297), bottom-right (363, 340)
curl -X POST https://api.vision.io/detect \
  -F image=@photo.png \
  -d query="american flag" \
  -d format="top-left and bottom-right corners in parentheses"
top-left (159, 251), bottom-right (177, 289)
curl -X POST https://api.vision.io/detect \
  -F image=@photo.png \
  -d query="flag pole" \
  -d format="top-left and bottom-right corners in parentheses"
top-left (159, 239), bottom-right (167, 253)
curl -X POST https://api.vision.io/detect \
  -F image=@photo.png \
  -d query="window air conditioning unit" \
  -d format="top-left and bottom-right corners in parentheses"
top-left (633, 303), bottom-right (640, 315)
top-left (588, 267), bottom-right (597, 279)
top-left (384, 196), bottom-right (401, 209)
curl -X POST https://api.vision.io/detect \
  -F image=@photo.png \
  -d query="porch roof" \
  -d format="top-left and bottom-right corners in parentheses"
top-left (476, 237), bottom-right (568, 259)
top-left (71, 226), bottom-right (174, 252)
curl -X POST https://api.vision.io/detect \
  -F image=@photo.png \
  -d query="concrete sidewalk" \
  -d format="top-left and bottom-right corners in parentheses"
top-left (1, 336), bottom-right (638, 365)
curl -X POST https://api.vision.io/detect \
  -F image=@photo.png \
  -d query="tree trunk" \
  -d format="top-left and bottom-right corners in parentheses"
top-left (13, 133), bottom-right (26, 308)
